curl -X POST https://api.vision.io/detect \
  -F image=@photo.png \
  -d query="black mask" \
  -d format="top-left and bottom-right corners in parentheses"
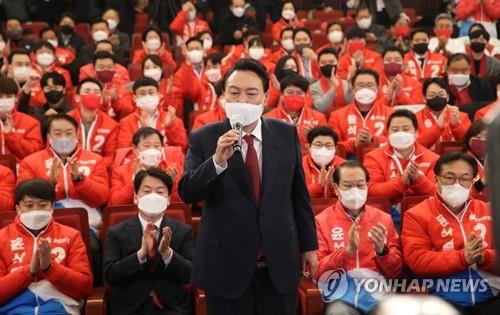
top-left (470, 42), bottom-right (486, 54)
top-left (295, 43), bottom-right (310, 54)
top-left (413, 43), bottom-right (428, 55)
top-left (60, 25), bottom-right (74, 35)
top-left (320, 64), bottom-right (335, 77)
top-left (7, 28), bottom-right (23, 41)
top-left (45, 90), bottom-right (64, 104)
top-left (426, 96), bottom-right (447, 111)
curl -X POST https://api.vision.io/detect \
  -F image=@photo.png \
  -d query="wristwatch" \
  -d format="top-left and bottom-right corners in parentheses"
top-left (376, 245), bottom-right (388, 257)
top-left (72, 174), bottom-right (84, 183)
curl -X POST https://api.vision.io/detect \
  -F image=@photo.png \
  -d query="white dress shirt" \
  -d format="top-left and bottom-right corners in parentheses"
top-left (137, 214), bottom-right (173, 266)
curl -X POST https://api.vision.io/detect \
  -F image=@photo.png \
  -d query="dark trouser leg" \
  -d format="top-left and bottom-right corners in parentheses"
top-left (90, 231), bottom-right (102, 287)
top-left (254, 267), bottom-right (297, 315)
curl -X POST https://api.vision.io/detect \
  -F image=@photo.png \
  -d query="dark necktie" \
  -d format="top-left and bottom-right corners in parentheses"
top-left (419, 57), bottom-right (425, 69)
top-left (146, 223), bottom-right (165, 310)
top-left (244, 134), bottom-right (260, 202)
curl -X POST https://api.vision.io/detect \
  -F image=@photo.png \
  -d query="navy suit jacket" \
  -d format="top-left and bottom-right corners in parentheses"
top-left (179, 118), bottom-right (318, 298)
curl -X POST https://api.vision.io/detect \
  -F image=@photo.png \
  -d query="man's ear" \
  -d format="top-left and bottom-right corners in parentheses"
top-left (74, 94), bottom-right (81, 104)
top-left (305, 143), bottom-right (310, 150)
top-left (133, 194), bottom-right (138, 205)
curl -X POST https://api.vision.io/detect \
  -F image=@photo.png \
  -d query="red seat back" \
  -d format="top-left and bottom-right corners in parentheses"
top-left (311, 198), bottom-right (337, 216)
top-left (401, 195), bottom-right (428, 227)
top-left (437, 141), bottom-right (463, 155)
top-left (75, 23), bottom-right (91, 44)
top-left (313, 10), bottom-right (344, 21)
top-left (356, 143), bottom-right (380, 163)
top-left (366, 196), bottom-right (391, 213)
top-left (22, 22), bottom-right (48, 38)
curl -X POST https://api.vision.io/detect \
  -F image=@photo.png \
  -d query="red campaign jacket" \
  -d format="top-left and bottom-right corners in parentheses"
top-left (78, 63), bottom-right (131, 85)
top-left (172, 63), bottom-right (204, 119)
top-left (196, 75), bottom-right (218, 112)
top-left (416, 106), bottom-right (471, 151)
top-left (0, 217), bottom-right (92, 304)
top-left (109, 147), bottom-right (185, 205)
top-left (404, 50), bottom-right (447, 81)
top-left (269, 48), bottom-right (290, 64)
top-left (364, 143), bottom-right (439, 204)
top-left (292, 52), bottom-right (321, 81)
top-left (0, 111), bottom-right (44, 161)
top-left (474, 100), bottom-right (498, 121)
top-left (302, 153), bottom-right (346, 198)
top-left (117, 109), bottom-right (188, 151)
top-left (337, 49), bottom-right (383, 80)
top-left (379, 73), bottom-right (425, 106)
top-left (0, 165), bottom-right (15, 211)
top-left (315, 201), bottom-right (403, 279)
top-left (67, 109), bottom-right (118, 168)
top-left (169, 10), bottom-right (210, 42)
top-left (101, 81), bottom-right (135, 120)
top-left (191, 101), bottom-right (226, 131)
top-left (327, 100), bottom-right (394, 154)
top-left (402, 194), bottom-right (496, 277)
top-left (456, 0), bottom-right (500, 23)
top-left (18, 147), bottom-right (110, 209)
top-left (28, 65), bottom-right (73, 107)
top-left (131, 49), bottom-right (176, 71)
top-left (264, 106), bottom-right (327, 153)
top-left (271, 18), bottom-right (305, 42)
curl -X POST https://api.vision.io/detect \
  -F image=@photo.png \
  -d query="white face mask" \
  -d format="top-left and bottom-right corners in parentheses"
top-left (49, 136), bottom-right (78, 155)
top-left (139, 148), bottom-right (162, 167)
top-left (338, 187), bottom-right (367, 211)
top-left (47, 39), bottom-right (58, 48)
top-left (439, 182), bottom-right (471, 209)
top-left (0, 97), bottom-right (16, 113)
top-left (203, 38), bottom-right (213, 50)
top-left (357, 17), bottom-right (372, 30)
top-left (248, 47), bottom-right (265, 60)
top-left (19, 210), bottom-right (53, 230)
top-left (354, 88), bottom-right (376, 104)
top-left (282, 9), bottom-right (295, 20)
top-left (311, 147), bottom-right (335, 168)
top-left (205, 68), bottom-right (222, 83)
top-left (389, 131), bottom-right (416, 150)
top-left (36, 52), bottom-right (55, 67)
top-left (92, 30), bottom-right (109, 42)
top-left (136, 95), bottom-right (160, 114)
top-left (144, 68), bottom-right (162, 82)
top-left (328, 31), bottom-right (343, 43)
top-left (147, 38), bottom-right (162, 51)
top-left (187, 9), bottom-right (197, 21)
top-left (497, 89), bottom-right (500, 100)
top-left (281, 38), bottom-right (294, 51)
top-left (138, 193), bottom-right (169, 217)
top-left (13, 66), bottom-right (32, 82)
top-left (0, 41), bottom-right (5, 52)
top-left (232, 7), bottom-right (245, 17)
top-left (188, 49), bottom-right (204, 64)
top-left (224, 101), bottom-right (264, 126)
top-left (448, 74), bottom-right (470, 87)
top-left (106, 19), bottom-right (118, 31)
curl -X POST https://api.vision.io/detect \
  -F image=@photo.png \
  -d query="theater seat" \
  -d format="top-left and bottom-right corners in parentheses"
top-left (436, 141), bottom-right (463, 155)
top-left (400, 195), bottom-right (428, 227)
top-left (356, 142), bottom-right (380, 164)
top-left (75, 23), bottom-right (91, 44)
top-left (298, 278), bottom-right (324, 315)
top-left (366, 196), bottom-right (391, 214)
top-left (311, 198), bottom-right (337, 216)
top-left (22, 22), bottom-right (48, 38)
top-left (313, 10), bottom-right (343, 21)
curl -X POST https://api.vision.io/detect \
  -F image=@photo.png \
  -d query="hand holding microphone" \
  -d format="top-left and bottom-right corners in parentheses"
top-left (214, 114), bottom-right (244, 166)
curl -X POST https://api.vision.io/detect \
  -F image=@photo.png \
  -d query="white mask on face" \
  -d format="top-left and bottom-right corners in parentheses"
top-left (282, 9), bottom-right (295, 20)
top-left (136, 95), bottom-right (160, 113)
top-left (92, 30), bottom-right (109, 42)
top-left (188, 49), bottom-right (204, 64)
top-left (13, 66), bottom-right (32, 82)
top-left (448, 74), bottom-right (470, 87)
top-left (248, 47), bottom-right (265, 60)
top-left (187, 9), bottom-right (197, 21)
top-left (205, 68), bottom-right (222, 83)
top-left (338, 187), bottom-right (367, 211)
top-left (439, 182), bottom-right (471, 209)
top-left (203, 38), bottom-right (213, 50)
top-left (49, 137), bottom-right (78, 155)
top-left (19, 210), bottom-right (53, 230)
top-left (224, 101), bottom-right (264, 126)
top-left (139, 148), bottom-right (162, 167)
top-left (0, 97), bottom-right (16, 113)
top-left (354, 88), bottom-right (376, 104)
top-left (146, 38), bottom-right (162, 51)
top-left (144, 68), bottom-right (162, 82)
top-left (47, 39), bottom-right (58, 48)
top-left (138, 193), bottom-right (169, 217)
top-left (311, 147), bottom-right (335, 168)
top-left (357, 17), bottom-right (372, 30)
top-left (281, 38), bottom-right (294, 51)
top-left (328, 31), bottom-right (343, 43)
top-left (36, 52), bottom-right (55, 67)
top-left (106, 19), bottom-right (118, 31)
top-left (389, 131), bottom-right (416, 150)
top-left (232, 7), bottom-right (245, 17)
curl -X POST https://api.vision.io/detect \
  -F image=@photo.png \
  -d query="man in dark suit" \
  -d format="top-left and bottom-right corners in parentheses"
top-left (103, 168), bottom-right (194, 315)
top-left (179, 59), bottom-right (318, 315)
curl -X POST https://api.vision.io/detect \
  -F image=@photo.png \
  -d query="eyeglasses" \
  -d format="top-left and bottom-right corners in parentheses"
top-left (311, 142), bottom-right (335, 150)
top-left (438, 175), bottom-right (475, 188)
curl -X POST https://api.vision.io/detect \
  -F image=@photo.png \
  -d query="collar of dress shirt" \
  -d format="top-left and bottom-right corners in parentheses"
top-left (138, 213), bottom-right (163, 232)
top-left (241, 118), bottom-right (262, 143)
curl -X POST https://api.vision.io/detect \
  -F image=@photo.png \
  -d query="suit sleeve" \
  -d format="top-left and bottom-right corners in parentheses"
top-left (73, 159), bottom-right (110, 208)
top-left (291, 128), bottom-right (319, 252)
top-left (5, 120), bottom-right (44, 160)
top-left (42, 232), bottom-right (93, 300)
top-left (0, 167), bottom-right (15, 211)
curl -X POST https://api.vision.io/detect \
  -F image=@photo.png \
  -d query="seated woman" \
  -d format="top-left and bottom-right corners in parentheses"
top-left (131, 27), bottom-right (176, 71)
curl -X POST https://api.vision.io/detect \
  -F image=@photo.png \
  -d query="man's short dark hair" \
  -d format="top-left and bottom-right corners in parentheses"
top-left (306, 126), bottom-right (339, 144)
top-left (332, 161), bottom-right (370, 184)
top-left (41, 71), bottom-right (66, 88)
top-left (47, 114), bottom-right (78, 133)
top-left (91, 18), bottom-right (109, 28)
top-left (134, 168), bottom-right (173, 195)
top-left (351, 68), bottom-right (379, 86)
top-left (33, 40), bottom-right (56, 53)
top-left (0, 77), bottom-right (19, 95)
top-left (60, 12), bottom-right (77, 24)
top-left (387, 109), bottom-right (418, 130)
top-left (447, 53), bottom-right (471, 67)
top-left (409, 28), bottom-right (430, 41)
top-left (132, 127), bottom-right (164, 147)
top-left (77, 77), bottom-right (103, 94)
top-left (205, 52), bottom-right (223, 66)
top-left (186, 36), bottom-right (203, 47)
top-left (8, 49), bottom-right (30, 64)
top-left (222, 58), bottom-right (269, 92)
top-left (243, 26), bottom-right (261, 40)
top-left (318, 47), bottom-right (338, 61)
top-left (280, 26), bottom-right (294, 39)
top-left (93, 50), bottom-right (115, 66)
top-left (355, 3), bottom-right (370, 17)
top-left (345, 27), bottom-right (366, 40)
top-left (382, 46), bottom-right (405, 59)
top-left (15, 178), bottom-right (56, 205)
top-left (293, 28), bottom-right (312, 41)
top-left (142, 27), bottom-right (162, 42)
top-left (434, 152), bottom-right (478, 178)
top-left (279, 73), bottom-right (309, 93)
top-left (422, 77), bottom-right (449, 96)
top-left (132, 77), bottom-right (159, 93)
top-left (39, 27), bottom-right (56, 37)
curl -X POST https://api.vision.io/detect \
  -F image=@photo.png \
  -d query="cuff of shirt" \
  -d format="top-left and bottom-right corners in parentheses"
top-left (161, 248), bottom-right (174, 267)
top-left (213, 156), bottom-right (228, 175)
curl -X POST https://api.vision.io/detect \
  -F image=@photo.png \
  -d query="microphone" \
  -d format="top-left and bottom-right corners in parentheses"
top-left (230, 114), bottom-right (244, 152)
